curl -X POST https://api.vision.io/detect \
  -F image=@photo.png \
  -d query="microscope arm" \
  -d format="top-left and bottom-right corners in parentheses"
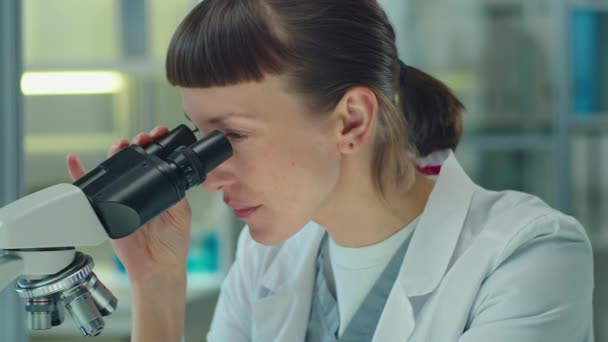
top-left (0, 183), bottom-right (109, 249)
top-left (0, 253), bottom-right (24, 292)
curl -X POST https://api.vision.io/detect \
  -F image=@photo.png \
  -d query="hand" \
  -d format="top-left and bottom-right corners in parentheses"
top-left (66, 126), bottom-right (192, 285)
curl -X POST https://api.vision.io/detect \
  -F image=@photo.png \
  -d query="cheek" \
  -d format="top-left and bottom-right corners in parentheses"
top-left (265, 142), bottom-right (339, 208)
top-left (231, 130), bottom-right (339, 207)
top-left (237, 138), bottom-right (339, 244)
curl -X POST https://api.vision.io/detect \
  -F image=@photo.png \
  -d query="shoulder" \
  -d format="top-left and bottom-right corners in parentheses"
top-left (458, 189), bottom-right (594, 338)
top-left (460, 187), bottom-right (592, 271)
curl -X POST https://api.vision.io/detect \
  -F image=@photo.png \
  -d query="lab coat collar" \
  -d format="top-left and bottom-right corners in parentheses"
top-left (258, 151), bottom-right (475, 297)
top-left (254, 223), bottom-right (323, 341)
top-left (258, 221), bottom-right (324, 296)
top-left (371, 151), bottom-right (475, 341)
top-left (400, 150), bottom-right (475, 296)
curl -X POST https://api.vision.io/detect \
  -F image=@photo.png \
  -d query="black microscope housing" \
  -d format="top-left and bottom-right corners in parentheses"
top-left (73, 125), bottom-right (233, 239)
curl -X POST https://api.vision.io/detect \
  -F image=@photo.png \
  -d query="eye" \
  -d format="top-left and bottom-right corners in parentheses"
top-left (225, 131), bottom-right (247, 141)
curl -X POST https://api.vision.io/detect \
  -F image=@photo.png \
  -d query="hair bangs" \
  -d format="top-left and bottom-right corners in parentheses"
top-left (166, 0), bottom-right (290, 88)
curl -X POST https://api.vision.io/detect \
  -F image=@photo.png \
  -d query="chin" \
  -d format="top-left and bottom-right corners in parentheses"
top-left (247, 221), bottom-right (302, 246)
top-left (248, 224), bottom-right (283, 246)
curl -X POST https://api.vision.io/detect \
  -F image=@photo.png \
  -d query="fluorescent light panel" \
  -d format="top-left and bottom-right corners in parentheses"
top-left (21, 71), bottom-right (125, 95)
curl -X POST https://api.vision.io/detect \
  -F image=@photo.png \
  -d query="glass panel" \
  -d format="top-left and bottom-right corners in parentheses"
top-left (23, 0), bottom-right (120, 64)
top-left (456, 147), bottom-right (559, 209)
top-left (572, 132), bottom-right (608, 341)
top-left (389, 0), bottom-right (555, 134)
top-left (571, 9), bottom-right (608, 115)
top-left (572, 135), bottom-right (608, 242)
top-left (569, 8), bottom-right (608, 339)
top-left (149, 0), bottom-right (197, 61)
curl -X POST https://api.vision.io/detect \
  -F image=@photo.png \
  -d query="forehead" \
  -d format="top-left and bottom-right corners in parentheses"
top-left (180, 76), bottom-right (310, 123)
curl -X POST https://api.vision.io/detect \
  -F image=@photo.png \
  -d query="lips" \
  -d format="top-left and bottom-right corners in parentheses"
top-left (225, 200), bottom-right (261, 219)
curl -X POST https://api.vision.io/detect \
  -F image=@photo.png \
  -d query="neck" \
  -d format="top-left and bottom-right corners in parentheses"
top-left (315, 171), bottom-right (435, 248)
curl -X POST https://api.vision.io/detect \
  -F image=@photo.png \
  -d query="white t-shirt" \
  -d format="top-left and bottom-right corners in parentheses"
top-left (324, 217), bottom-right (420, 337)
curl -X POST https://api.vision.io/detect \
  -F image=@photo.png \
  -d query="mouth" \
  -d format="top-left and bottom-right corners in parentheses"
top-left (225, 200), bottom-right (261, 220)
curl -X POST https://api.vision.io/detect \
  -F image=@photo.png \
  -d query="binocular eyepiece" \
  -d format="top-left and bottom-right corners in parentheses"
top-left (142, 125), bottom-right (233, 184)
top-left (74, 125), bottom-right (233, 238)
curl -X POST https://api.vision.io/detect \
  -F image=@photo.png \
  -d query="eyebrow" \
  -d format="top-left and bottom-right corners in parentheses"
top-left (184, 111), bottom-right (252, 125)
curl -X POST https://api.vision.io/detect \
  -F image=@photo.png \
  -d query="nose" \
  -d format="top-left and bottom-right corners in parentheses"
top-left (202, 163), bottom-right (237, 192)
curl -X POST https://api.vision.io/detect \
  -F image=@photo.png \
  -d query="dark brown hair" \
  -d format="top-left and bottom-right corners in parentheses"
top-left (398, 66), bottom-right (465, 157)
top-left (166, 0), bottom-right (459, 195)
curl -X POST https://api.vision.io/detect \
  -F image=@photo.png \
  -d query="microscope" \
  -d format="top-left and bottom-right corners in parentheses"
top-left (0, 125), bottom-right (233, 337)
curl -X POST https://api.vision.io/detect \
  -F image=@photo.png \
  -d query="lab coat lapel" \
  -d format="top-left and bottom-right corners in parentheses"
top-left (373, 152), bottom-right (476, 341)
top-left (252, 223), bottom-right (324, 342)
top-left (372, 282), bottom-right (416, 341)
top-left (402, 151), bottom-right (475, 296)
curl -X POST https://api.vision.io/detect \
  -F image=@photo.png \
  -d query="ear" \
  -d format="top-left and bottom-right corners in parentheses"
top-left (334, 87), bottom-right (378, 154)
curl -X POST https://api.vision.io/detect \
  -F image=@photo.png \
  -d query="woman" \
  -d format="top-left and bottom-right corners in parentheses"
top-left (67, 1), bottom-right (593, 341)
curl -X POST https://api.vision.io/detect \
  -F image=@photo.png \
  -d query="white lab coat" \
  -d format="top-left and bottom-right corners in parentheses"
top-left (207, 152), bottom-right (594, 342)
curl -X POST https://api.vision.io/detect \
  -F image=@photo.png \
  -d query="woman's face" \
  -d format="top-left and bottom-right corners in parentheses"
top-left (181, 76), bottom-right (342, 245)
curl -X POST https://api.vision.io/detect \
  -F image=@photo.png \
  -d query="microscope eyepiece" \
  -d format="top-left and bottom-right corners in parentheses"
top-left (75, 126), bottom-right (234, 239)
top-left (190, 130), bottom-right (233, 175)
top-left (167, 130), bottom-right (233, 189)
top-left (143, 125), bottom-right (197, 160)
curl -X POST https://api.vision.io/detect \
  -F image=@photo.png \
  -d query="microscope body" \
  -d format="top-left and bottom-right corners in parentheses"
top-left (0, 125), bottom-right (232, 336)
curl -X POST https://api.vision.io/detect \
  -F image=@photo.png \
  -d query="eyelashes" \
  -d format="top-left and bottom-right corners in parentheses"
top-left (189, 121), bottom-right (247, 142)
top-left (225, 131), bottom-right (247, 141)
top-left (198, 129), bottom-right (246, 142)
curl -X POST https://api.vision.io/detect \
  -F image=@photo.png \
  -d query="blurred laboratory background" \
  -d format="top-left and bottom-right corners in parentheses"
top-left (0, 0), bottom-right (606, 341)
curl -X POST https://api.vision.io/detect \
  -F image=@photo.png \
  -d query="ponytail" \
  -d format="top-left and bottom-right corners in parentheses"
top-left (396, 62), bottom-right (465, 157)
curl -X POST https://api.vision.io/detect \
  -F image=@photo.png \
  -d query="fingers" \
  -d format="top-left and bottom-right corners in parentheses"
top-left (107, 139), bottom-right (129, 158)
top-left (109, 126), bottom-right (169, 158)
top-left (150, 126), bottom-right (169, 140)
top-left (130, 125), bottom-right (170, 147)
top-left (68, 126), bottom-right (170, 181)
top-left (131, 132), bottom-right (151, 146)
top-left (66, 154), bottom-right (86, 181)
